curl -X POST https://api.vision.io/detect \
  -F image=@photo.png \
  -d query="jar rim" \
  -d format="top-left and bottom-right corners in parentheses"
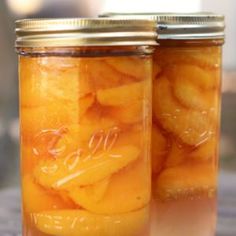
top-left (15, 18), bottom-right (158, 47)
top-left (99, 12), bottom-right (225, 40)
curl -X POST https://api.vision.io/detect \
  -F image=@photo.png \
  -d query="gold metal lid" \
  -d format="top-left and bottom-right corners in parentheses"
top-left (100, 12), bottom-right (225, 40)
top-left (15, 18), bottom-right (157, 47)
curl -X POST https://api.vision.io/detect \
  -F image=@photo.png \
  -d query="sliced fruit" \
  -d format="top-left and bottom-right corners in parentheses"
top-left (113, 128), bottom-right (145, 149)
top-left (84, 58), bottom-right (123, 90)
top-left (172, 77), bottom-right (217, 110)
top-left (34, 145), bottom-right (140, 190)
top-left (32, 207), bottom-right (149, 236)
top-left (69, 178), bottom-right (109, 210)
top-left (20, 57), bottom-right (91, 108)
top-left (166, 64), bottom-right (216, 90)
top-left (80, 104), bottom-right (116, 127)
top-left (21, 103), bottom-right (78, 144)
top-left (189, 137), bottom-right (217, 162)
top-left (154, 46), bottom-right (221, 69)
top-left (154, 164), bottom-right (217, 201)
top-left (106, 56), bottom-right (152, 81)
top-left (22, 175), bottom-right (72, 213)
top-left (164, 140), bottom-right (189, 168)
top-left (153, 76), bottom-right (214, 146)
top-left (96, 81), bottom-right (146, 107)
top-left (151, 124), bottom-right (168, 174)
top-left (72, 178), bottom-right (110, 203)
top-left (78, 94), bottom-right (95, 121)
top-left (69, 159), bottom-right (150, 214)
top-left (109, 100), bottom-right (145, 124)
top-left (189, 46), bottom-right (222, 69)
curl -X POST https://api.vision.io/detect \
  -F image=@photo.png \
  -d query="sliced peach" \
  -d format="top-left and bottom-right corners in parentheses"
top-left (153, 76), bottom-right (214, 146)
top-left (114, 127), bottom-right (149, 150)
top-left (189, 137), bottom-right (217, 162)
top-left (80, 104), bottom-right (116, 127)
top-left (21, 95), bottom-right (93, 145)
top-left (21, 94), bottom-right (94, 144)
top-left (154, 163), bottom-right (217, 201)
top-left (84, 58), bottom-right (123, 90)
top-left (154, 46), bottom-right (221, 69)
top-left (172, 77), bottom-right (217, 110)
top-left (78, 94), bottom-right (95, 121)
top-left (151, 124), bottom-right (168, 174)
top-left (69, 159), bottom-right (150, 214)
top-left (20, 57), bottom-right (91, 108)
top-left (96, 81), bottom-right (146, 107)
top-left (108, 100), bottom-right (145, 124)
top-left (22, 175), bottom-right (72, 213)
top-left (190, 46), bottom-right (222, 69)
top-left (68, 178), bottom-right (110, 210)
top-left (32, 207), bottom-right (149, 236)
top-left (164, 140), bottom-right (188, 168)
top-left (34, 145), bottom-right (140, 190)
top-left (21, 103), bottom-right (78, 144)
top-left (166, 64), bottom-right (216, 90)
top-left (106, 56), bottom-right (152, 81)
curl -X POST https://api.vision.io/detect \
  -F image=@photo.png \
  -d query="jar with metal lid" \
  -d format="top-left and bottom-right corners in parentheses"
top-left (100, 12), bottom-right (225, 236)
top-left (15, 18), bottom-right (156, 236)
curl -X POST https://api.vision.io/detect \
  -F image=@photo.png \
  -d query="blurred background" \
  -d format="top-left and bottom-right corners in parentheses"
top-left (0, 0), bottom-right (235, 235)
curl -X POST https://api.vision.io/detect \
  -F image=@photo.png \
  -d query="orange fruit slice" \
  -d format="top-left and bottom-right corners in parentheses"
top-left (22, 175), bottom-right (72, 213)
top-left (69, 158), bottom-right (150, 214)
top-left (83, 58), bottom-right (123, 90)
top-left (164, 140), bottom-right (188, 168)
top-left (21, 103), bottom-right (78, 144)
top-left (154, 46), bottom-right (221, 70)
top-left (106, 56), bottom-right (152, 81)
top-left (108, 100), bottom-right (145, 124)
top-left (20, 57), bottom-right (92, 108)
top-left (154, 163), bottom-right (217, 201)
top-left (96, 81), bottom-right (146, 107)
top-left (189, 137), bottom-right (217, 162)
top-left (153, 76), bottom-right (214, 146)
top-left (32, 207), bottom-right (149, 236)
top-left (34, 145), bottom-right (140, 190)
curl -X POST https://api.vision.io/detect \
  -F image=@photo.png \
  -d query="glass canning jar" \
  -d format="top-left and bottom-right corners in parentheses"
top-left (15, 18), bottom-right (156, 236)
top-left (100, 12), bottom-right (225, 236)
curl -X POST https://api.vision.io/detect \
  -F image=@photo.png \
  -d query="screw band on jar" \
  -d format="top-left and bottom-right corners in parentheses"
top-left (15, 18), bottom-right (157, 47)
top-left (100, 12), bottom-right (225, 40)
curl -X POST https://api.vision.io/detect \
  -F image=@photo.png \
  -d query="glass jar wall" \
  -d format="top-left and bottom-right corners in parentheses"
top-left (16, 18), bottom-right (156, 236)
top-left (151, 39), bottom-right (223, 236)
top-left (100, 12), bottom-right (225, 236)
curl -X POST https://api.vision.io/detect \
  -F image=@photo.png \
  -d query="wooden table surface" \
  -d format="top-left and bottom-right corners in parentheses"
top-left (0, 170), bottom-right (235, 236)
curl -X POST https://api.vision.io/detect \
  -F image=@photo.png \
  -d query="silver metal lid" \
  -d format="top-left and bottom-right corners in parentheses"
top-left (15, 18), bottom-right (157, 47)
top-left (100, 12), bottom-right (225, 40)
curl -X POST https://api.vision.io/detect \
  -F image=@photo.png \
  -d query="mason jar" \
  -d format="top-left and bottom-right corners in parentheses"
top-left (15, 18), bottom-right (156, 236)
top-left (100, 12), bottom-right (225, 236)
